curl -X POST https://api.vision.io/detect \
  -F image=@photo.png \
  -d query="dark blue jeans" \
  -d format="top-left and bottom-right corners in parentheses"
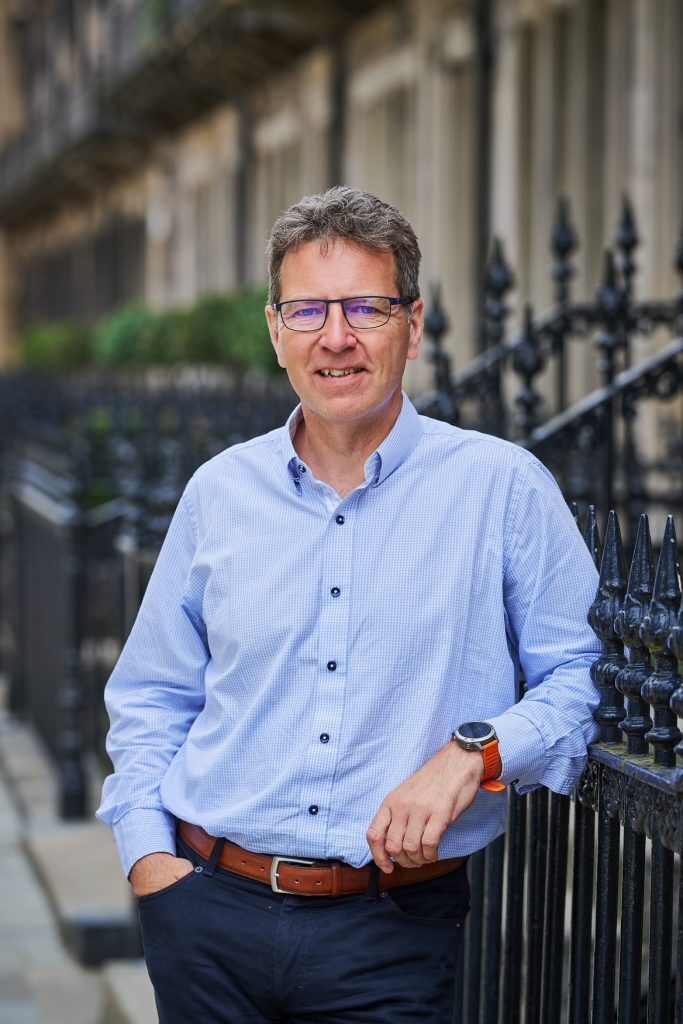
top-left (137, 836), bottom-right (470, 1023)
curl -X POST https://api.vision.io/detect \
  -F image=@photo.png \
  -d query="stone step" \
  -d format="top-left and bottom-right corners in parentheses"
top-left (0, 708), bottom-right (142, 968)
top-left (101, 961), bottom-right (156, 1024)
top-left (24, 820), bottom-right (143, 967)
top-left (0, 737), bottom-right (105, 1024)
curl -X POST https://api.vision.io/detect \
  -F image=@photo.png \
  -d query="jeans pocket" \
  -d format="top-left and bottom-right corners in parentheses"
top-left (385, 867), bottom-right (470, 926)
top-left (137, 866), bottom-right (200, 904)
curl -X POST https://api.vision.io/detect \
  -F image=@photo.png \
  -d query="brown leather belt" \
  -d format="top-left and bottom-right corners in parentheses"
top-left (178, 821), bottom-right (466, 897)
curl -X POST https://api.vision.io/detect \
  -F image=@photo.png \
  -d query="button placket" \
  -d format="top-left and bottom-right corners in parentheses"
top-left (299, 500), bottom-right (355, 828)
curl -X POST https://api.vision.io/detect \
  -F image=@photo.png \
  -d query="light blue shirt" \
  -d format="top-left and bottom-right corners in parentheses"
top-left (97, 395), bottom-right (600, 878)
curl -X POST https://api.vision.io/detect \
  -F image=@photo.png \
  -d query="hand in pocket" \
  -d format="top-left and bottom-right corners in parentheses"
top-left (130, 852), bottom-right (194, 898)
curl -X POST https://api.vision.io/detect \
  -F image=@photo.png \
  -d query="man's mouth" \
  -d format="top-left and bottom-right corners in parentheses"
top-left (318, 368), bottom-right (364, 377)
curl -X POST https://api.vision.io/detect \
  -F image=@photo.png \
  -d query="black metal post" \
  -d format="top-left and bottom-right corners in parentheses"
top-left (501, 791), bottom-right (526, 1024)
top-left (549, 197), bottom-right (577, 414)
top-left (618, 816), bottom-right (646, 1024)
top-left (481, 833), bottom-right (505, 1024)
top-left (640, 516), bottom-right (682, 767)
top-left (540, 793), bottom-right (570, 1023)
top-left (525, 789), bottom-right (548, 1024)
top-left (568, 783), bottom-right (596, 1024)
top-left (58, 440), bottom-right (89, 818)
top-left (587, 510), bottom-right (627, 743)
top-left (614, 513), bottom-right (654, 754)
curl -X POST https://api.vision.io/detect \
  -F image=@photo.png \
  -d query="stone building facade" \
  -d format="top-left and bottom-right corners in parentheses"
top-left (0, 0), bottom-right (680, 396)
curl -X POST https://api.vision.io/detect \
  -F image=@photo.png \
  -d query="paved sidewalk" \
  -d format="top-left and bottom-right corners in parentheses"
top-left (0, 744), bottom-right (104, 1024)
top-left (0, 689), bottom-right (156, 1024)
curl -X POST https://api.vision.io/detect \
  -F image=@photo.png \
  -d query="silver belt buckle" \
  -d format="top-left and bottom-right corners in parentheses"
top-left (270, 855), bottom-right (316, 894)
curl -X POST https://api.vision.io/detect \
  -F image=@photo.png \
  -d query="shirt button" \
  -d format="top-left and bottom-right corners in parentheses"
top-left (308, 805), bottom-right (319, 815)
top-left (298, 464), bottom-right (306, 473)
top-left (320, 733), bottom-right (330, 743)
top-left (330, 587), bottom-right (341, 597)
top-left (327, 661), bottom-right (337, 672)
top-left (335, 514), bottom-right (345, 525)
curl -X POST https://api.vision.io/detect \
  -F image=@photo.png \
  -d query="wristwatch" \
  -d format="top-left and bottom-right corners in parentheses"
top-left (452, 722), bottom-right (505, 792)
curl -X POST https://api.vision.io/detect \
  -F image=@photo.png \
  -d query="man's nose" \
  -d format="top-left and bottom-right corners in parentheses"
top-left (320, 302), bottom-right (357, 349)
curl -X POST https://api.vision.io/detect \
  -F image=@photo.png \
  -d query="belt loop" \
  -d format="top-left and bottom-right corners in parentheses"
top-left (204, 837), bottom-right (226, 878)
top-left (330, 861), bottom-right (341, 898)
top-left (365, 861), bottom-right (381, 902)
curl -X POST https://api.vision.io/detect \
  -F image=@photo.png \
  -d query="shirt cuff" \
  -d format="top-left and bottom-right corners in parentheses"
top-left (112, 807), bottom-right (178, 879)
top-left (487, 710), bottom-right (546, 791)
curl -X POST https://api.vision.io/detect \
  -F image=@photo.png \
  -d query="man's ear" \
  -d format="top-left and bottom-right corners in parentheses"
top-left (406, 297), bottom-right (425, 362)
top-left (265, 304), bottom-right (286, 368)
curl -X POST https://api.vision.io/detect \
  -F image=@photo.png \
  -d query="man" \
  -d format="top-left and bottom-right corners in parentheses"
top-left (98, 186), bottom-right (600, 1023)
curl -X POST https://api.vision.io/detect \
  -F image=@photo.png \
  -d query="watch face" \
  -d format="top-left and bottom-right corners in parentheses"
top-left (458, 721), bottom-right (496, 743)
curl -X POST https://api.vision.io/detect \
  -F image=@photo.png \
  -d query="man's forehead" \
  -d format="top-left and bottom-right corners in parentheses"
top-left (280, 238), bottom-right (397, 284)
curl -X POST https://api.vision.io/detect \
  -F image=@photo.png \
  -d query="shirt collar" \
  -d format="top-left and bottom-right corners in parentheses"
top-left (281, 393), bottom-right (423, 488)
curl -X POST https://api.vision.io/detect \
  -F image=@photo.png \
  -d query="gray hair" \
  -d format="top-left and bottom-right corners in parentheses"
top-left (266, 186), bottom-right (421, 305)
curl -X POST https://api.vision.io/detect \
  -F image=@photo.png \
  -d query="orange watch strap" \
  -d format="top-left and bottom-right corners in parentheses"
top-left (481, 739), bottom-right (503, 783)
top-left (481, 778), bottom-right (506, 792)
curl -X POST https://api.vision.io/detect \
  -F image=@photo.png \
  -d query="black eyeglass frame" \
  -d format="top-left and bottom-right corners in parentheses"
top-left (272, 295), bottom-right (415, 332)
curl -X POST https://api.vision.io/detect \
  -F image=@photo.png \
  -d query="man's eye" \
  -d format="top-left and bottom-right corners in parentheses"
top-left (347, 302), bottom-right (381, 316)
top-left (291, 305), bottom-right (323, 318)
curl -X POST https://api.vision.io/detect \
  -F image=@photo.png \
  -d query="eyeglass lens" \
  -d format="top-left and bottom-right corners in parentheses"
top-left (279, 297), bottom-right (392, 331)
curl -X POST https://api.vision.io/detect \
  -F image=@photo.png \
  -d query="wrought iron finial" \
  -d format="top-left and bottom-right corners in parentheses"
top-left (615, 194), bottom-right (639, 297)
top-left (614, 514), bottom-right (654, 754)
top-left (595, 248), bottom-right (625, 387)
top-left (481, 238), bottom-right (514, 436)
top-left (550, 196), bottom-right (577, 306)
top-left (640, 516), bottom-right (683, 766)
top-left (424, 283), bottom-right (457, 423)
top-left (424, 282), bottom-right (449, 343)
top-left (485, 237), bottom-right (514, 296)
top-left (596, 249), bottom-right (622, 322)
top-left (675, 214), bottom-right (683, 333)
top-left (583, 505), bottom-right (601, 569)
top-left (512, 304), bottom-right (544, 436)
top-left (676, 215), bottom-right (683, 277)
top-left (551, 196), bottom-right (578, 261)
top-left (483, 237), bottom-right (514, 349)
top-left (588, 510), bottom-right (627, 743)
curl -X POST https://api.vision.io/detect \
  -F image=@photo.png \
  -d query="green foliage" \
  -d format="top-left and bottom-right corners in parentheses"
top-left (20, 288), bottom-right (278, 375)
top-left (184, 294), bottom-right (235, 364)
top-left (142, 308), bottom-right (188, 365)
top-left (92, 305), bottom-right (157, 366)
top-left (223, 288), bottom-right (278, 373)
top-left (21, 322), bottom-right (93, 371)
top-left (185, 289), bottom-right (277, 372)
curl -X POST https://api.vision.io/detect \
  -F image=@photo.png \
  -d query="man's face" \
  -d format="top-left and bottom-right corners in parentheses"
top-left (266, 240), bottom-right (423, 436)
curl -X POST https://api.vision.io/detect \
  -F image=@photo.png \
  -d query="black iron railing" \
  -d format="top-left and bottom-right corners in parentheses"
top-left (418, 198), bottom-right (683, 532)
top-left (454, 506), bottom-right (682, 1024)
top-left (0, 370), bottom-right (296, 812)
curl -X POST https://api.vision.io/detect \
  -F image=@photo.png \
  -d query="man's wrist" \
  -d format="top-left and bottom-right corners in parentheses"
top-left (443, 738), bottom-right (485, 780)
top-left (451, 721), bottom-right (504, 791)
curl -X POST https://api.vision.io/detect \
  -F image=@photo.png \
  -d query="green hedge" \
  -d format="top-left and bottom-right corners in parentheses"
top-left (22, 322), bottom-right (93, 371)
top-left (19, 288), bottom-right (278, 374)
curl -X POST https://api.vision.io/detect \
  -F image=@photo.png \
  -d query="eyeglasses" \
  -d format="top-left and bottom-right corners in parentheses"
top-left (273, 295), bottom-right (414, 332)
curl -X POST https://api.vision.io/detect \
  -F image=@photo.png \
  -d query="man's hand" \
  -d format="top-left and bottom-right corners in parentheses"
top-left (129, 852), bottom-right (194, 897)
top-left (366, 742), bottom-right (484, 873)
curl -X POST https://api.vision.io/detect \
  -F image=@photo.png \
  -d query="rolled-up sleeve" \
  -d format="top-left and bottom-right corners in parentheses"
top-left (489, 459), bottom-right (601, 794)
